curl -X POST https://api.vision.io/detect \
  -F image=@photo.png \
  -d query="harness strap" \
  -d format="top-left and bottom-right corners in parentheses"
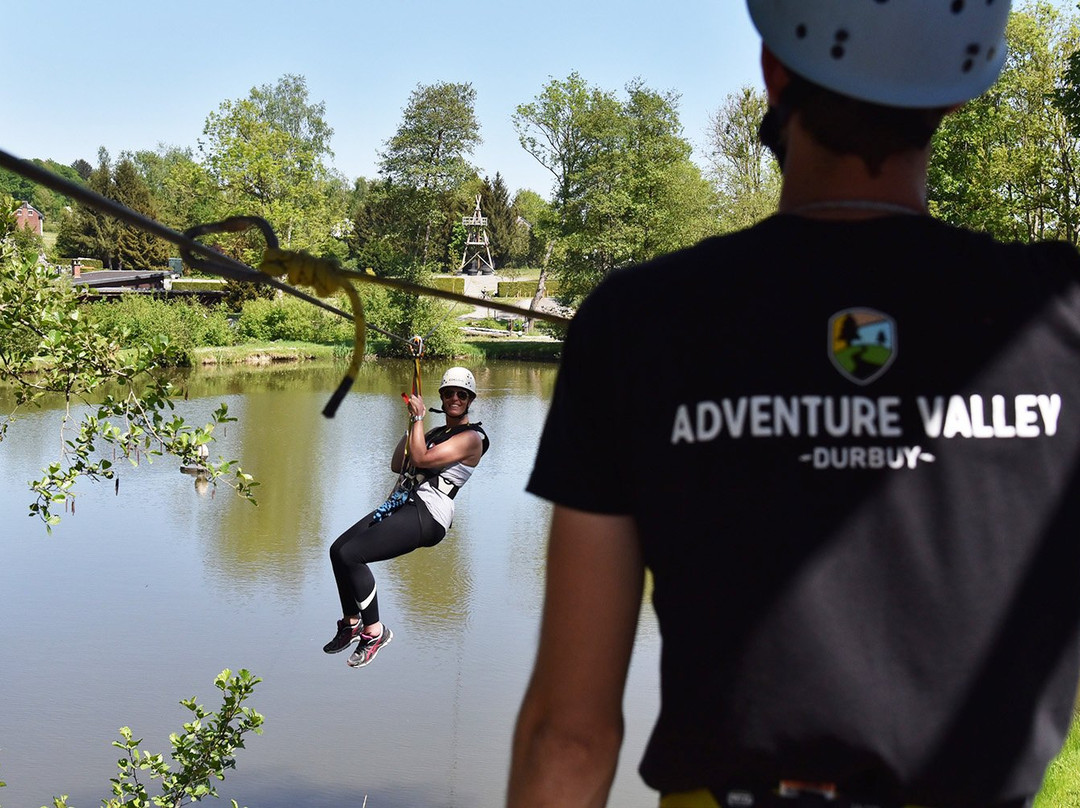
top-left (431, 475), bottom-right (460, 499)
top-left (399, 470), bottom-right (461, 499)
top-left (401, 338), bottom-right (424, 470)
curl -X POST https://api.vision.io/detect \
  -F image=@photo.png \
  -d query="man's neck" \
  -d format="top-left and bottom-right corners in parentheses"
top-left (777, 124), bottom-right (930, 219)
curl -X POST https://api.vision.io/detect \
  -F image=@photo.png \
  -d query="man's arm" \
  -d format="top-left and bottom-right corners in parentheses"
top-left (507, 505), bottom-right (645, 807)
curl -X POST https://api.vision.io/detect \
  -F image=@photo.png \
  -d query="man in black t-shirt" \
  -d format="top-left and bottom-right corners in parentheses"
top-left (507, 3), bottom-right (1080, 808)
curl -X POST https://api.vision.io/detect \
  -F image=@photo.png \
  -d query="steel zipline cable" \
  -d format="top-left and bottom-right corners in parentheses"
top-left (0, 149), bottom-right (572, 328)
top-left (0, 148), bottom-right (572, 416)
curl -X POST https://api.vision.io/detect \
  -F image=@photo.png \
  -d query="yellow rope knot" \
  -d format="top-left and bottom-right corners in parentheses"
top-left (260, 248), bottom-right (343, 298)
top-left (258, 247), bottom-right (366, 416)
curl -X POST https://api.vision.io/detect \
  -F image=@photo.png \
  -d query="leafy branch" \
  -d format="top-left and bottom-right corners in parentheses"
top-left (0, 668), bottom-right (264, 808)
top-left (0, 197), bottom-right (257, 530)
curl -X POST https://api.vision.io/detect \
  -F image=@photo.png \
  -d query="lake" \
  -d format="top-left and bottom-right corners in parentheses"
top-left (0, 360), bottom-right (660, 808)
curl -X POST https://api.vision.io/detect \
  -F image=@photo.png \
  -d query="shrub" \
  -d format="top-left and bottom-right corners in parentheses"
top-left (170, 279), bottom-right (226, 292)
top-left (429, 275), bottom-right (466, 295)
top-left (85, 296), bottom-right (234, 365)
top-left (321, 281), bottom-right (461, 358)
top-left (236, 293), bottom-right (356, 346)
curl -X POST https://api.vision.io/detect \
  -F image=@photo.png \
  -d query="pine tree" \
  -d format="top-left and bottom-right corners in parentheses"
top-left (111, 158), bottom-right (168, 269)
top-left (480, 173), bottom-right (519, 268)
top-left (56, 149), bottom-right (116, 264)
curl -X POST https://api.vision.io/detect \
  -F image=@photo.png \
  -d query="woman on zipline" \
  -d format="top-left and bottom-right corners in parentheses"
top-left (323, 366), bottom-right (490, 668)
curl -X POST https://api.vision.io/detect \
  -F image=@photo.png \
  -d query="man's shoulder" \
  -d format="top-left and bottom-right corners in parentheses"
top-left (625, 220), bottom-right (779, 278)
top-left (927, 218), bottom-right (1080, 280)
top-left (587, 220), bottom-right (781, 301)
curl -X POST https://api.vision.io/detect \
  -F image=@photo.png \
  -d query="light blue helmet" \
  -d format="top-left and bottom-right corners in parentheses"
top-left (746, 0), bottom-right (1012, 108)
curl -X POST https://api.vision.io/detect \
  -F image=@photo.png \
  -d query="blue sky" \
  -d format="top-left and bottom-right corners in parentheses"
top-left (0, 1), bottom-right (762, 199)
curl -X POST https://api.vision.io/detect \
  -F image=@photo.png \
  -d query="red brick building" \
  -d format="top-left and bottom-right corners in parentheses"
top-left (15, 202), bottom-right (44, 236)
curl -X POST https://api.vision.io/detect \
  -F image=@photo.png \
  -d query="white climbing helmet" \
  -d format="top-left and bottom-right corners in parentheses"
top-left (746, 0), bottom-right (1012, 108)
top-left (439, 367), bottom-right (477, 397)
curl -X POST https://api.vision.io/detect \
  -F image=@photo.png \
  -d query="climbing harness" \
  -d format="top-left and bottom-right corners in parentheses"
top-left (0, 148), bottom-right (572, 417)
top-left (373, 422), bottom-right (489, 521)
top-left (403, 423), bottom-right (490, 497)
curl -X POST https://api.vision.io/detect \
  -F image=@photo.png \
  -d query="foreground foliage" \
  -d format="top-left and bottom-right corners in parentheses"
top-left (1035, 709), bottom-right (1080, 808)
top-left (0, 197), bottom-right (256, 530)
top-left (0, 669), bottom-right (264, 808)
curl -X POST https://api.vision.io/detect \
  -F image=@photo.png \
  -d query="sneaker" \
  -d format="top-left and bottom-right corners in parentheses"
top-left (323, 618), bottom-right (363, 654)
top-left (347, 625), bottom-right (393, 668)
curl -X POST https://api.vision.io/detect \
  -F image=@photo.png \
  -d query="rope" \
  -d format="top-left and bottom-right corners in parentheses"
top-left (377, 339), bottom-right (426, 521)
top-left (399, 336), bottom-right (424, 469)
top-left (257, 246), bottom-right (367, 417)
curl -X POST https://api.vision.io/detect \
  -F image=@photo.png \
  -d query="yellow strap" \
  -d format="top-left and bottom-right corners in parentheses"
top-left (258, 247), bottom-right (366, 382)
top-left (660, 790), bottom-right (722, 808)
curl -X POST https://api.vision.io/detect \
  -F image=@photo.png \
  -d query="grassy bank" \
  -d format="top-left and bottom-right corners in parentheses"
top-left (189, 337), bottom-right (565, 365)
top-left (192, 342), bottom-right (345, 365)
top-left (461, 337), bottom-right (562, 362)
top-left (189, 338), bottom-right (563, 366)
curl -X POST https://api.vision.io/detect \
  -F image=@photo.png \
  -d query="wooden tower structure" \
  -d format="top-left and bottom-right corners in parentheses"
top-left (459, 194), bottom-right (495, 275)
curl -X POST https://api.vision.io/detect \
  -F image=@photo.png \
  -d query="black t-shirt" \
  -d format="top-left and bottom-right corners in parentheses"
top-left (527, 215), bottom-right (1080, 807)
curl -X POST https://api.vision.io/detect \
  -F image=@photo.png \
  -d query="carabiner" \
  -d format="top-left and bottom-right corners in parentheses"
top-left (181, 216), bottom-right (278, 274)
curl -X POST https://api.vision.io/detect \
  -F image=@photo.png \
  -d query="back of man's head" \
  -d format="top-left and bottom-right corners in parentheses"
top-left (747, 0), bottom-right (1013, 172)
top-left (746, 0), bottom-right (1012, 109)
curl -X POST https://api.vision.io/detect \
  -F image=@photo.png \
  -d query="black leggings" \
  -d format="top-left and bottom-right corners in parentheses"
top-left (328, 497), bottom-right (446, 625)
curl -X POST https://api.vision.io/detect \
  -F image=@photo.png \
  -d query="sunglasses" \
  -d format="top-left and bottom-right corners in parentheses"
top-left (440, 389), bottom-right (471, 401)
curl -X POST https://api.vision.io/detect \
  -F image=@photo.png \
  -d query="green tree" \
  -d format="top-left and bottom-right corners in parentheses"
top-left (0, 196), bottom-right (255, 530)
top-left (514, 72), bottom-right (601, 212)
top-left (378, 81), bottom-right (482, 265)
top-left (479, 172), bottom-right (520, 268)
top-left (620, 81), bottom-right (718, 262)
top-left (930, 1), bottom-right (1080, 244)
top-left (343, 178), bottom-right (464, 350)
top-left (706, 86), bottom-right (781, 231)
top-left (199, 74), bottom-right (344, 262)
top-left (380, 81), bottom-right (481, 193)
top-left (349, 178), bottom-right (428, 274)
top-left (54, 152), bottom-right (169, 268)
top-left (513, 189), bottom-right (558, 268)
top-left (56, 148), bottom-right (118, 264)
top-left (132, 146), bottom-right (218, 237)
top-left (0, 159), bottom-right (82, 226)
top-left (71, 158), bottom-right (93, 181)
top-left (515, 73), bottom-right (716, 303)
top-left (111, 157), bottom-right (170, 270)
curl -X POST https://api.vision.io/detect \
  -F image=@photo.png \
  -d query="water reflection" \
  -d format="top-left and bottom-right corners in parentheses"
top-left (0, 359), bottom-right (660, 808)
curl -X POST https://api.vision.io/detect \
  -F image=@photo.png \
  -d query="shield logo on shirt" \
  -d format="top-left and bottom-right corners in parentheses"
top-left (828, 308), bottom-right (897, 385)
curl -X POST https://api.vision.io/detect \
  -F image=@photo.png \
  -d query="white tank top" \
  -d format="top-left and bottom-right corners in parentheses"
top-left (414, 460), bottom-right (477, 530)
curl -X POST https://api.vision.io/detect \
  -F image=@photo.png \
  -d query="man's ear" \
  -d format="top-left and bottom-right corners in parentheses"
top-left (761, 45), bottom-right (791, 106)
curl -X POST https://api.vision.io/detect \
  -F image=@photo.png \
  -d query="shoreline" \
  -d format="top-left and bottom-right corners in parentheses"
top-left (192, 337), bottom-right (563, 366)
